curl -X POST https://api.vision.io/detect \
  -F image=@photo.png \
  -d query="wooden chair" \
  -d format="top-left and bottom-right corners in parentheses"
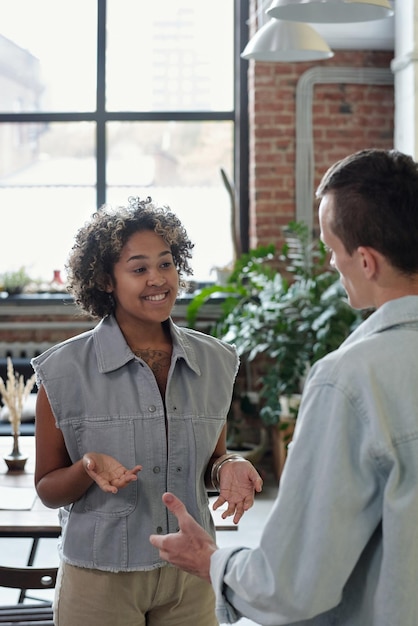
top-left (0, 565), bottom-right (56, 624)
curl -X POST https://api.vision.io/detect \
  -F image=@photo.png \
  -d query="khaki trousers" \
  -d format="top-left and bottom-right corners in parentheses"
top-left (54, 561), bottom-right (218, 626)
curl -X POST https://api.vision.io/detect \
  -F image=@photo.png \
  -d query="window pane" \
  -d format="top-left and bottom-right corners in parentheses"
top-left (0, 0), bottom-right (97, 112)
top-left (106, 0), bottom-right (234, 112)
top-left (0, 122), bottom-right (96, 282)
top-left (107, 121), bottom-right (234, 281)
top-left (107, 121), bottom-right (232, 186)
top-left (2, 188), bottom-right (96, 284)
top-left (0, 122), bottom-right (95, 184)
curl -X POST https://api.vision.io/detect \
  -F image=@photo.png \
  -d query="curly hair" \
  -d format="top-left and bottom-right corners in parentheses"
top-left (66, 196), bottom-right (194, 318)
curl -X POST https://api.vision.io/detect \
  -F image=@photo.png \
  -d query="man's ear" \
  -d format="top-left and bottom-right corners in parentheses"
top-left (357, 246), bottom-right (379, 279)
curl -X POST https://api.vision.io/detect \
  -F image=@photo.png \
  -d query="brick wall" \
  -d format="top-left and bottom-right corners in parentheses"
top-left (247, 7), bottom-right (395, 248)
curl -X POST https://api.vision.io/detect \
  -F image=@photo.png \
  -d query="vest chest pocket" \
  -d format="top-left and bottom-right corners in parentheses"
top-left (71, 419), bottom-right (138, 516)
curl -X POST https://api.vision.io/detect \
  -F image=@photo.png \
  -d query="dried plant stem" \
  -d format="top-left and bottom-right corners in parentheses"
top-left (0, 357), bottom-right (36, 435)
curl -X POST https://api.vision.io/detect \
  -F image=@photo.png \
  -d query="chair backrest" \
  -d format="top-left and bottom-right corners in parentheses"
top-left (0, 603), bottom-right (54, 624)
top-left (0, 565), bottom-right (57, 591)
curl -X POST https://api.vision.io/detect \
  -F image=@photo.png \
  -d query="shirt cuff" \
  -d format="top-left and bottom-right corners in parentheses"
top-left (210, 546), bottom-right (247, 624)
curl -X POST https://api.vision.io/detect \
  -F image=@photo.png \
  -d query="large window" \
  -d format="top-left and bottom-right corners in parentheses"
top-left (0, 0), bottom-right (246, 286)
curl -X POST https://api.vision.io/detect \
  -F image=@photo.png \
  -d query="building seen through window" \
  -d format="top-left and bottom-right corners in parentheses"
top-left (0, 0), bottom-right (235, 287)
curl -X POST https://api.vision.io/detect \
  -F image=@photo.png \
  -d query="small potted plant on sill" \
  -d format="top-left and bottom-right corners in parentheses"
top-left (0, 267), bottom-right (32, 296)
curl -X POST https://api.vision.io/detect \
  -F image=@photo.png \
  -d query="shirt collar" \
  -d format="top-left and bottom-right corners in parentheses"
top-left (93, 314), bottom-right (201, 375)
top-left (342, 295), bottom-right (418, 348)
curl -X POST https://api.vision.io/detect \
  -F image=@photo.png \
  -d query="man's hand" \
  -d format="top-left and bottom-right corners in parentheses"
top-left (150, 492), bottom-right (217, 582)
top-left (83, 452), bottom-right (142, 494)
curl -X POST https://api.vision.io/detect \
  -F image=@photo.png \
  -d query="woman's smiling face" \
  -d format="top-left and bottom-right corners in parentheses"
top-left (108, 229), bottom-right (179, 326)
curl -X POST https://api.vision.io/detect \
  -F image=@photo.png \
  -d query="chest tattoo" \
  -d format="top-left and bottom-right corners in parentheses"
top-left (133, 348), bottom-right (171, 394)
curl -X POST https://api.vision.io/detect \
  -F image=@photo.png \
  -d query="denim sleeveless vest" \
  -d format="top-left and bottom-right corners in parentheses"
top-left (32, 315), bottom-right (239, 572)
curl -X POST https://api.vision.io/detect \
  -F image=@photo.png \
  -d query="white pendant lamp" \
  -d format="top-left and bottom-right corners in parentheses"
top-left (266, 0), bottom-right (394, 23)
top-left (241, 19), bottom-right (334, 62)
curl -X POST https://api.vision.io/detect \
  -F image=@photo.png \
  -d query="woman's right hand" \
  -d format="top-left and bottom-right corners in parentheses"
top-left (83, 452), bottom-right (142, 494)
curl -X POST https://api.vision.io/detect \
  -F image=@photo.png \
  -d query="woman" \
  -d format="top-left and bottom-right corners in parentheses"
top-left (32, 196), bottom-right (263, 626)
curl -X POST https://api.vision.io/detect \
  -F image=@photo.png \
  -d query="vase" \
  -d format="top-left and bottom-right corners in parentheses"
top-left (3, 432), bottom-right (28, 471)
top-left (49, 269), bottom-right (65, 292)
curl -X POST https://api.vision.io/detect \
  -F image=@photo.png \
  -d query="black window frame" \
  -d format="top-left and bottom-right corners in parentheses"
top-left (0, 0), bottom-right (249, 254)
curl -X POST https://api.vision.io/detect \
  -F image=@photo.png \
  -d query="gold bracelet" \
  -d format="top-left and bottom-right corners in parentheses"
top-left (210, 454), bottom-right (247, 491)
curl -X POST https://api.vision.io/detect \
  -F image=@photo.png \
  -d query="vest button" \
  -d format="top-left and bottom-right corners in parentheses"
top-left (176, 466), bottom-right (182, 472)
top-left (148, 405), bottom-right (156, 412)
top-left (156, 526), bottom-right (163, 534)
top-left (153, 466), bottom-right (161, 474)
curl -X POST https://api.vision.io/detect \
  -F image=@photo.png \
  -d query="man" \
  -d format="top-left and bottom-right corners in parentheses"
top-left (150, 149), bottom-right (418, 625)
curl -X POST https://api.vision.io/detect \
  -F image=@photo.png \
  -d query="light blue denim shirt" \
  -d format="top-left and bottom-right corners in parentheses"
top-left (32, 314), bottom-right (238, 572)
top-left (212, 295), bottom-right (418, 625)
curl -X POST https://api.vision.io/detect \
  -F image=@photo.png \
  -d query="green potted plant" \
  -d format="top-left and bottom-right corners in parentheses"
top-left (187, 222), bottom-right (362, 477)
top-left (186, 243), bottom-right (277, 330)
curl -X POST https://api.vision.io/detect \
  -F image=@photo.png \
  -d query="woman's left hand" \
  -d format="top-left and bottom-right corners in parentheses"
top-left (212, 457), bottom-right (263, 524)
